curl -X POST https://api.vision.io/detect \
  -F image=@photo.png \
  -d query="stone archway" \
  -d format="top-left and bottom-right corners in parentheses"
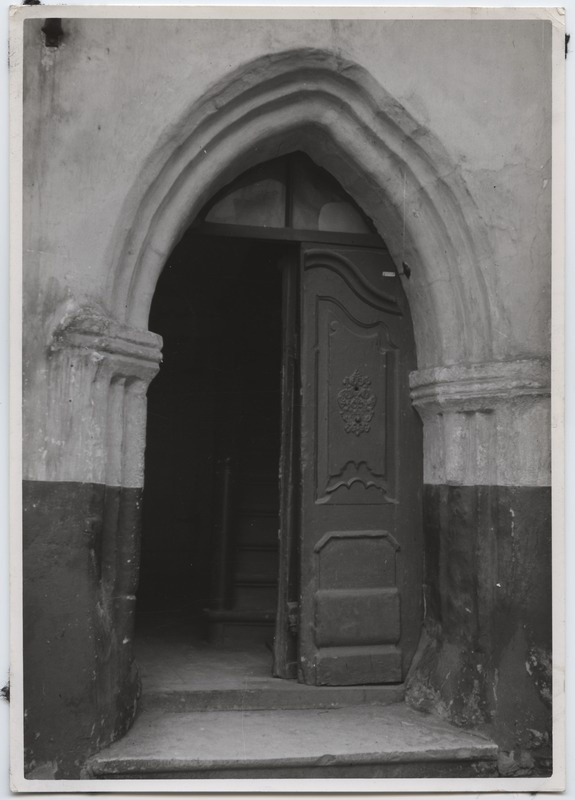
top-left (48, 47), bottom-right (515, 507)
top-left (106, 48), bottom-right (497, 369)
top-left (44, 48), bottom-right (550, 762)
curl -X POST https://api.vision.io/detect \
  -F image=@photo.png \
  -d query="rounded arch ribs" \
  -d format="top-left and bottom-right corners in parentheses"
top-left (107, 48), bottom-right (496, 369)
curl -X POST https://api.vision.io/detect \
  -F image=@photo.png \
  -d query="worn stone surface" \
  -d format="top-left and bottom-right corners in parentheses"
top-left (406, 484), bottom-right (552, 775)
top-left (85, 703), bottom-right (498, 779)
top-left (410, 360), bottom-right (551, 486)
top-left (136, 637), bottom-right (405, 713)
top-left (24, 308), bottom-right (161, 486)
top-left (23, 480), bottom-right (143, 778)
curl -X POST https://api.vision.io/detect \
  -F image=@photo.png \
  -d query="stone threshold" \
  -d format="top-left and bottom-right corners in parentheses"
top-left (141, 681), bottom-right (405, 713)
top-left (85, 702), bottom-right (498, 780)
top-left (134, 634), bottom-right (406, 712)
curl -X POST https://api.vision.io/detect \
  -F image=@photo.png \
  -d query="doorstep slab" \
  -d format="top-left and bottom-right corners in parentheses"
top-left (136, 637), bottom-right (405, 711)
top-left (141, 682), bottom-right (405, 712)
top-left (86, 702), bottom-right (498, 779)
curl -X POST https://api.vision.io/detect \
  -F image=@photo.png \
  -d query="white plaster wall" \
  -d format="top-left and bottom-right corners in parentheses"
top-left (21, 17), bottom-right (553, 485)
top-left (23, 18), bottom-right (551, 350)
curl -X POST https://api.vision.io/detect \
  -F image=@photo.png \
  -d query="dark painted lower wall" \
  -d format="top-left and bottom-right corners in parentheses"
top-left (406, 484), bottom-right (552, 777)
top-left (23, 480), bottom-right (143, 779)
top-left (22, 479), bottom-right (553, 779)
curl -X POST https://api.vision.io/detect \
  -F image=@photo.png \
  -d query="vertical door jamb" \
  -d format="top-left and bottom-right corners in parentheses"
top-left (272, 252), bottom-right (299, 679)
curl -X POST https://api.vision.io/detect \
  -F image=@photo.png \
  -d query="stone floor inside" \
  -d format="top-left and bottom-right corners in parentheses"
top-left (133, 616), bottom-right (406, 712)
top-left (85, 615), bottom-right (499, 780)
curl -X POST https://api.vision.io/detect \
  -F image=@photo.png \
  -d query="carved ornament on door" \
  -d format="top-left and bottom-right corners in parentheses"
top-left (337, 369), bottom-right (377, 436)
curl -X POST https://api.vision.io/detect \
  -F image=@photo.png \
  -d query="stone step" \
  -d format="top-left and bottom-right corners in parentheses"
top-left (235, 513), bottom-right (279, 546)
top-left (85, 703), bottom-right (498, 780)
top-left (141, 679), bottom-right (405, 713)
top-left (235, 545), bottom-right (279, 578)
top-left (203, 609), bottom-right (275, 646)
top-left (205, 618), bottom-right (274, 646)
top-left (233, 582), bottom-right (277, 609)
top-left (205, 604), bottom-right (276, 646)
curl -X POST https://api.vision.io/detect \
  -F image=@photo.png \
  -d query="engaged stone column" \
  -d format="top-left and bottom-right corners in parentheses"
top-left (407, 358), bottom-right (552, 768)
top-left (23, 310), bottom-right (162, 778)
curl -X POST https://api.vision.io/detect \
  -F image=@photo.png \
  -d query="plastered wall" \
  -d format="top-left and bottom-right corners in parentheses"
top-left (23, 19), bottom-right (551, 357)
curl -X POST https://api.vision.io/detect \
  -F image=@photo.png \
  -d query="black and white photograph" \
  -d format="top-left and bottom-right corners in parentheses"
top-left (7, 5), bottom-right (566, 792)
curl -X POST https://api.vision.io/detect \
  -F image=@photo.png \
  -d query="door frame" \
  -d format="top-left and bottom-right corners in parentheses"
top-left (273, 254), bottom-right (300, 679)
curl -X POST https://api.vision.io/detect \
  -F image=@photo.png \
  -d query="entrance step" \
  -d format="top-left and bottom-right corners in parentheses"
top-left (202, 609), bottom-right (275, 646)
top-left (141, 678), bottom-right (405, 713)
top-left (136, 637), bottom-right (404, 712)
top-left (233, 580), bottom-right (277, 609)
top-left (85, 703), bottom-right (498, 779)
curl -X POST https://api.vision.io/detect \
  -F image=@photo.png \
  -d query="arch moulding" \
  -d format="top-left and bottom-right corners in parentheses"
top-left (106, 48), bottom-right (497, 371)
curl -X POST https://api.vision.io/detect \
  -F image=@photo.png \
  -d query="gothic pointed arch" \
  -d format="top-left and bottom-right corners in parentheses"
top-left (105, 48), bottom-right (496, 369)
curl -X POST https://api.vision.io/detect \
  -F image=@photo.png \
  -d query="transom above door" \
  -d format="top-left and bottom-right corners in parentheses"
top-left (191, 152), bottom-right (383, 247)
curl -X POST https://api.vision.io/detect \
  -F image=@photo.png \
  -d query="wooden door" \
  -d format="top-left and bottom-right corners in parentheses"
top-left (298, 244), bottom-right (422, 686)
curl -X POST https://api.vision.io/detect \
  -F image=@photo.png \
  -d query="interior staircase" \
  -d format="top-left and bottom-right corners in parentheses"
top-left (205, 393), bottom-right (281, 646)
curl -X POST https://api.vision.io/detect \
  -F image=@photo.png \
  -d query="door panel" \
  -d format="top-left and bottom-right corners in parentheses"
top-left (315, 296), bottom-right (396, 504)
top-left (299, 245), bottom-right (422, 686)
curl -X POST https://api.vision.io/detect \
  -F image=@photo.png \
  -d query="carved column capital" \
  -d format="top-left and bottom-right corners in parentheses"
top-left (50, 309), bottom-right (163, 382)
top-left (409, 358), bottom-right (551, 486)
top-left (409, 358), bottom-right (550, 415)
top-left (26, 310), bottom-right (163, 485)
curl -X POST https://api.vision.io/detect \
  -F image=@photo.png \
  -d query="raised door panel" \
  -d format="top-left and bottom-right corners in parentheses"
top-left (299, 245), bottom-right (422, 686)
top-left (315, 297), bottom-right (396, 504)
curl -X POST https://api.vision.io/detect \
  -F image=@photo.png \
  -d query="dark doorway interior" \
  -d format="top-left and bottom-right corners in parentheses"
top-left (136, 153), bottom-right (422, 692)
top-left (136, 234), bottom-right (287, 651)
